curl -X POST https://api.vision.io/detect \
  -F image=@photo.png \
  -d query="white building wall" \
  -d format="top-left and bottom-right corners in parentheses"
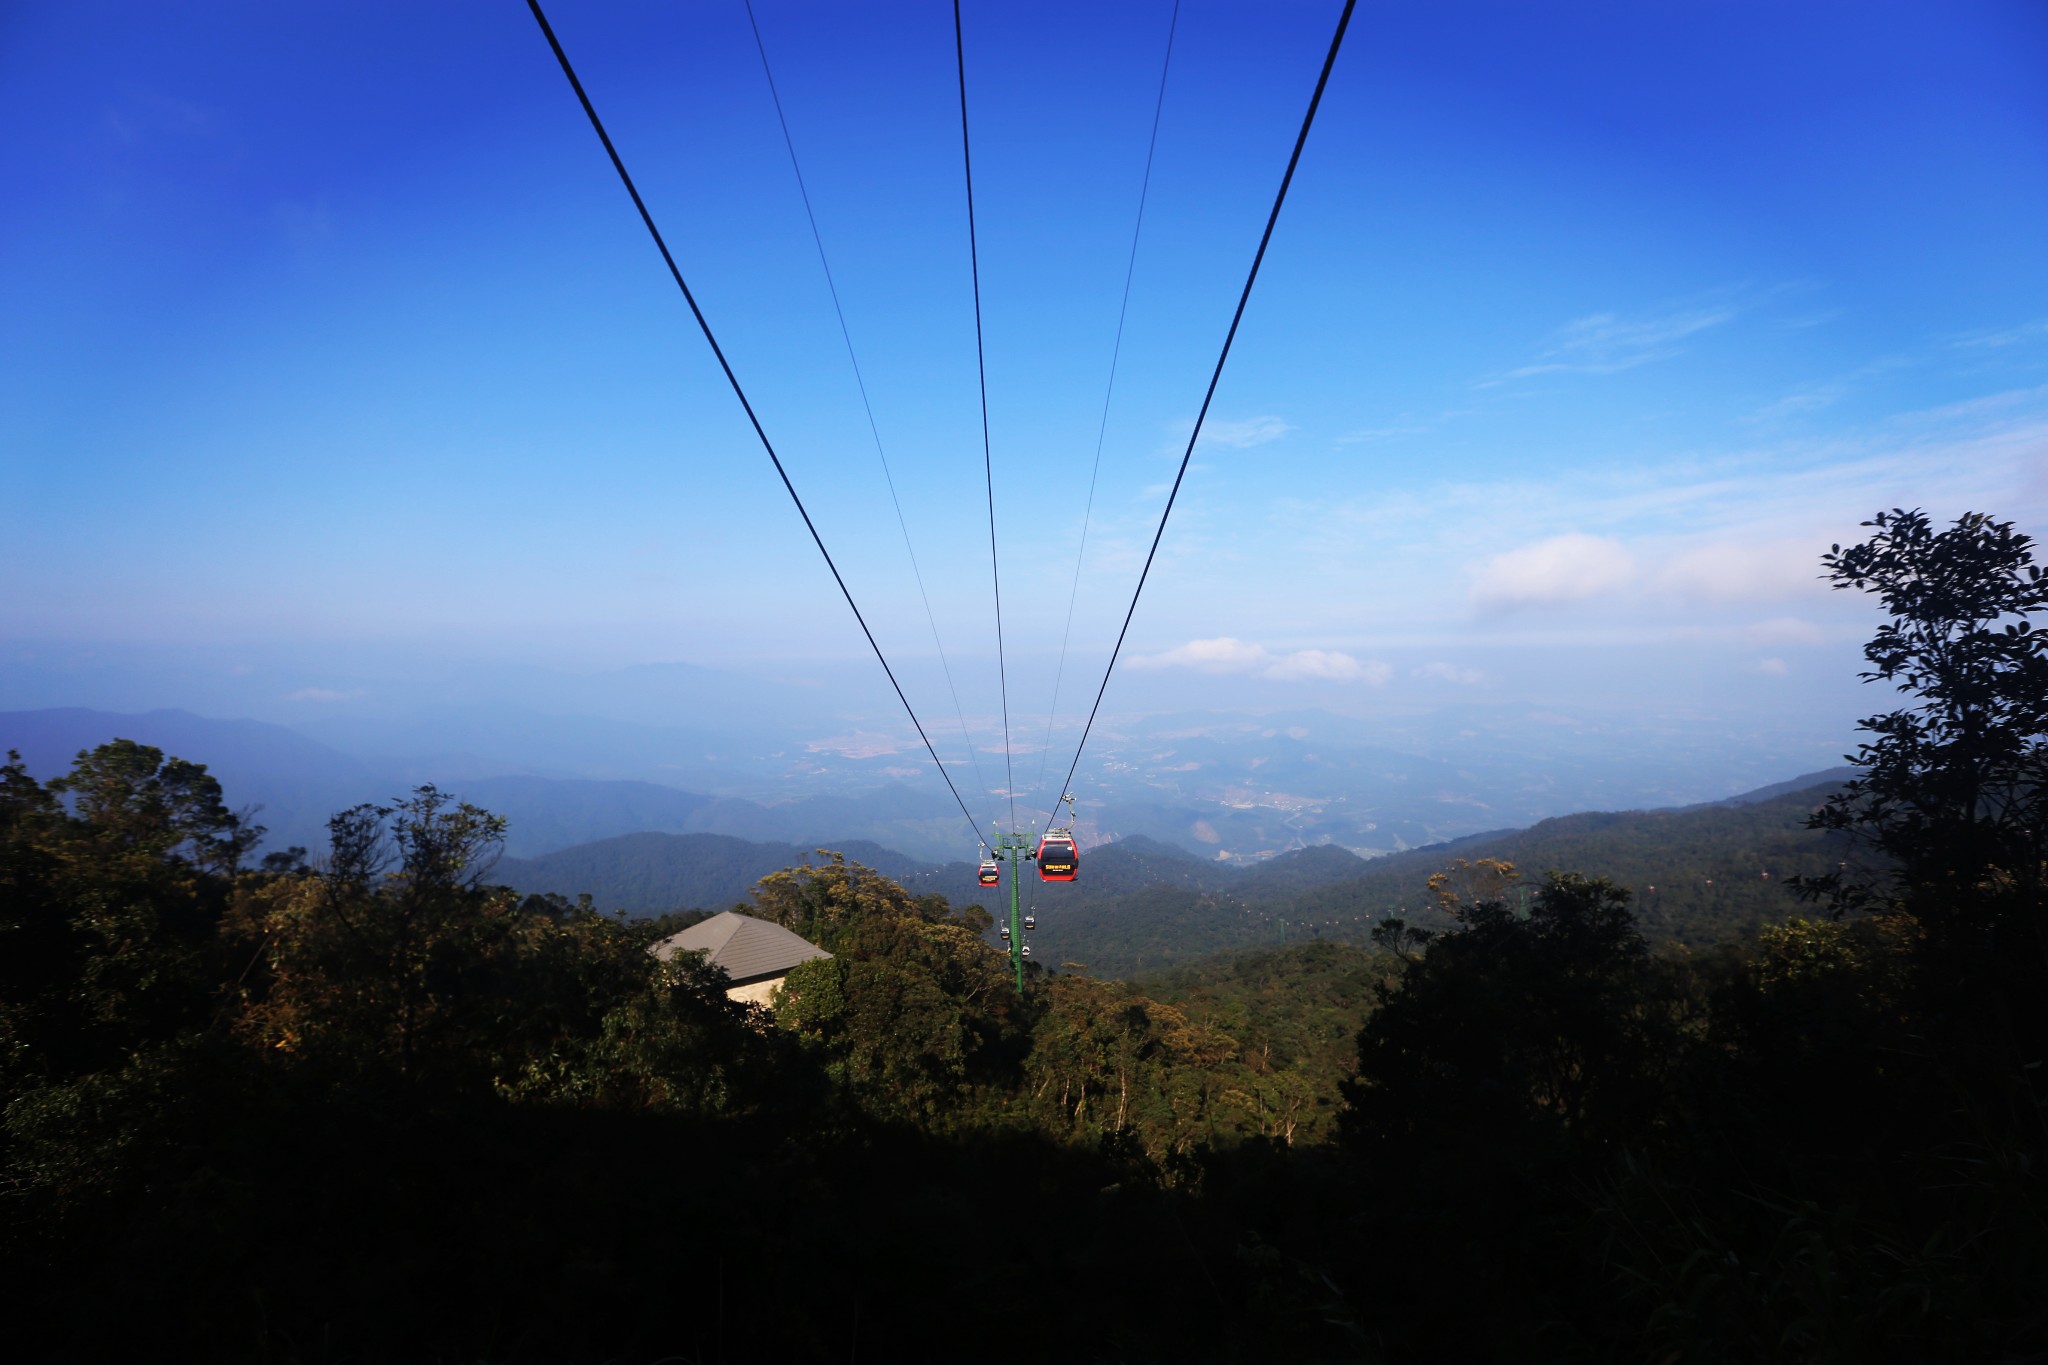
top-left (726, 975), bottom-right (784, 1008)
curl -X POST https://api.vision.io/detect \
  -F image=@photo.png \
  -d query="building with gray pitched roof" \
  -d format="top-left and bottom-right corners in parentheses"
top-left (650, 910), bottom-right (831, 1006)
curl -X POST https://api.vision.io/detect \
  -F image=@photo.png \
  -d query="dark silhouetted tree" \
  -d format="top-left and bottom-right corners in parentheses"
top-left (1342, 871), bottom-right (1674, 1161)
top-left (1800, 509), bottom-right (2047, 940)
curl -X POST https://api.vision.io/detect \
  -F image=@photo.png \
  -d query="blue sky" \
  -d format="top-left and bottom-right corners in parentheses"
top-left (5, 0), bottom-right (2047, 784)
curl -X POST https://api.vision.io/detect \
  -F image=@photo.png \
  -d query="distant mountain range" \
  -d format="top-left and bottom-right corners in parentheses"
top-left (485, 771), bottom-right (1856, 979)
top-left (495, 833), bottom-right (934, 913)
top-left (1034, 775), bottom-right (1858, 977)
top-left (2, 705), bottom-right (1860, 980)
top-left (2, 707), bottom-right (1859, 960)
top-left (0, 708), bottom-right (947, 859)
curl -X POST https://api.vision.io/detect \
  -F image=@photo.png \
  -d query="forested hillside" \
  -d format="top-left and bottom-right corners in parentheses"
top-left (1134, 940), bottom-right (1397, 1144)
top-left (5, 512), bottom-right (2042, 1362)
top-left (491, 780), bottom-right (1848, 981)
top-left (1280, 779), bottom-right (1857, 945)
top-left (1027, 778), bottom-right (1850, 977)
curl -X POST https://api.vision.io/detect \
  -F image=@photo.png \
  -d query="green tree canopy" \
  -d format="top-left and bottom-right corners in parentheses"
top-left (1804, 508), bottom-right (2047, 939)
top-left (0, 742), bottom-right (254, 1096)
top-left (1342, 871), bottom-right (1676, 1161)
top-left (758, 852), bottom-right (1014, 1125)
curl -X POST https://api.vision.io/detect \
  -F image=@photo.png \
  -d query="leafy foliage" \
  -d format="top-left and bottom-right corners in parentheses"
top-left (1133, 939), bottom-right (1396, 1146)
top-left (1344, 872), bottom-right (1677, 1158)
top-left (1, 742), bottom-right (244, 1101)
top-left (1801, 509), bottom-right (2048, 938)
top-left (1024, 974), bottom-right (1238, 1156)
top-left (1030, 784), bottom-right (1852, 977)
top-left (4, 511), bottom-right (2046, 1362)
top-left (759, 852), bottom-right (1014, 1125)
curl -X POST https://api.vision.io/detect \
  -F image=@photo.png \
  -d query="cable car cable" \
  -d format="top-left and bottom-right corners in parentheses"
top-left (526, 0), bottom-right (991, 846)
top-left (952, 0), bottom-right (1019, 832)
top-left (741, 0), bottom-right (994, 810)
top-left (1033, 0), bottom-right (1181, 813)
top-left (1049, 0), bottom-right (1357, 811)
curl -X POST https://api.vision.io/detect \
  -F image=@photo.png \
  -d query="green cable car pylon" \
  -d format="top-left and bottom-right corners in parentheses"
top-left (990, 827), bottom-right (1033, 993)
top-left (988, 793), bottom-right (1077, 992)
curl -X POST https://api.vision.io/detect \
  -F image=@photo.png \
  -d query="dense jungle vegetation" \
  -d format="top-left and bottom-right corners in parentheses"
top-left (4, 508), bottom-right (2044, 1363)
top-left (1026, 787), bottom-right (1858, 977)
top-left (494, 785), bottom-right (1857, 979)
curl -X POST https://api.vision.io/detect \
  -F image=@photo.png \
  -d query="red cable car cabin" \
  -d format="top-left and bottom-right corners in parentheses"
top-left (1036, 833), bottom-right (1078, 882)
top-left (977, 859), bottom-right (1001, 887)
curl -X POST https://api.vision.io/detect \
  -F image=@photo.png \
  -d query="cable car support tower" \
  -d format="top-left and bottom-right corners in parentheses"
top-left (989, 827), bottom-right (1034, 994)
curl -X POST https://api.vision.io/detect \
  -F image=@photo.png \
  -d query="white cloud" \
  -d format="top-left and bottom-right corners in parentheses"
top-left (1744, 356), bottom-right (1913, 426)
top-left (1482, 304), bottom-right (1738, 386)
top-left (1743, 617), bottom-right (1827, 646)
top-left (1134, 637), bottom-right (1271, 673)
top-left (1416, 661), bottom-right (1484, 685)
top-left (1256, 398), bottom-right (2048, 652)
top-left (1748, 383), bottom-right (1849, 423)
top-left (1756, 657), bottom-right (1790, 676)
top-left (1949, 319), bottom-right (2048, 350)
top-left (1267, 650), bottom-right (1388, 683)
top-left (287, 687), bottom-right (365, 703)
top-left (1652, 538), bottom-right (1827, 604)
top-left (1132, 637), bottom-right (1388, 684)
top-left (1195, 415), bottom-right (1293, 449)
top-left (1471, 534), bottom-right (1635, 612)
top-left (1133, 387), bottom-right (2046, 663)
top-left (1307, 399), bottom-right (2046, 559)
top-left (1552, 307), bottom-right (1736, 356)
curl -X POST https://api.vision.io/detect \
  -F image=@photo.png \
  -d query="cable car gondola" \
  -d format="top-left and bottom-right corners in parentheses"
top-left (1000, 924), bottom-right (1010, 941)
top-left (1037, 833), bottom-right (1077, 882)
top-left (1024, 913), bottom-right (1036, 931)
top-left (1037, 792), bottom-right (1081, 882)
top-left (977, 858), bottom-right (1001, 887)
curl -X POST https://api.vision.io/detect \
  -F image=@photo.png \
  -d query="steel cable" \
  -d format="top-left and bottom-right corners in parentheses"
top-left (527, 0), bottom-right (991, 845)
top-left (952, 0), bottom-right (1019, 832)
top-left (742, 0), bottom-right (995, 814)
top-left (1033, 0), bottom-right (1181, 820)
top-left (1050, 0), bottom-right (1358, 812)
